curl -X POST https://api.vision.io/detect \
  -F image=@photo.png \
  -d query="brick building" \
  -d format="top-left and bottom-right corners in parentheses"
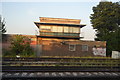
top-left (34, 17), bottom-right (106, 57)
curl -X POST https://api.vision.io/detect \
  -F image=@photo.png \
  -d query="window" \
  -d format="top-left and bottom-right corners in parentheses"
top-left (57, 27), bottom-right (63, 32)
top-left (69, 27), bottom-right (73, 33)
top-left (52, 26), bottom-right (63, 32)
top-left (82, 45), bottom-right (88, 51)
top-left (64, 27), bottom-right (69, 33)
top-left (64, 27), bottom-right (80, 33)
top-left (52, 26), bottom-right (58, 32)
top-left (40, 26), bottom-right (51, 31)
top-left (73, 27), bottom-right (80, 33)
top-left (69, 44), bottom-right (76, 51)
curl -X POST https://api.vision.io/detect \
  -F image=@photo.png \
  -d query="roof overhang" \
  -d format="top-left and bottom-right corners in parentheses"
top-left (34, 22), bottom-right (86, 28)
top-left (37, 35), bottom-right (83, 40)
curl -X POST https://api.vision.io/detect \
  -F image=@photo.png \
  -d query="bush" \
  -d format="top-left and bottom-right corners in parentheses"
top-left (9, 35), bottom-right (35, 57)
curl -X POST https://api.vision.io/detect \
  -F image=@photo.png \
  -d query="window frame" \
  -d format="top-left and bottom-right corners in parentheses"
top-left (69, 44), bottom-right (76, 51)
top-left (82, 45), bottom-right (88, 51)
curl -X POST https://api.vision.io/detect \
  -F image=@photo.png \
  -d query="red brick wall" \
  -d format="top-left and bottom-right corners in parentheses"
top-left (2, 34), bottom-right (106, 57)
top-left (39, 38), bottom-right (106, 57)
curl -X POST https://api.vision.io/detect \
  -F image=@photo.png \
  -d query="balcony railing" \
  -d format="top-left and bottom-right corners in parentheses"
top-left (40, 32), bottom-right (79, 37)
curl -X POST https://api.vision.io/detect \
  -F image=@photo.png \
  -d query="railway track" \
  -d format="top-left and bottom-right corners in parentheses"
top-left (2, 71), bottom-right (120, 80)
top-left (2, 66), bottom-right (120, 72)
top-left (2, 57), bottom-right (120, 61)
top-left (2, 57), bottom-right (120, 79)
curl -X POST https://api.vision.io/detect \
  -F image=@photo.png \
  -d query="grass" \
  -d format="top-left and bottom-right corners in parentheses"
top-left (3, 60), bottom-right (119, 67)
top-left (3, 55), bottom-right (113, 58)
top-left (2, 55), bottom-right (120, 67)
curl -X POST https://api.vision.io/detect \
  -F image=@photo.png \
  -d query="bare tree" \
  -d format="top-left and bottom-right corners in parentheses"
top-left (0, 15), bottom-right (6, 34)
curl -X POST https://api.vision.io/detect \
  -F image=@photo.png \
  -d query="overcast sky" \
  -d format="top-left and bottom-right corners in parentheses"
top-left (1, 0), bottom-right (119, 41)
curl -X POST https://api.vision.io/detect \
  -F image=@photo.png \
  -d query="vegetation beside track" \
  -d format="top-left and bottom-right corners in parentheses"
top-left (2, 57), bottom-right (120, 67)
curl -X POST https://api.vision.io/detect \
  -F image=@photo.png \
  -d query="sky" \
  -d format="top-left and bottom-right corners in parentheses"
top-left (1, 0), bottom-right (119, 41)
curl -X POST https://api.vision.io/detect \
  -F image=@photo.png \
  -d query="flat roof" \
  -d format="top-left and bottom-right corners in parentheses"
top-left (40, 17), bottom-right (81, 24)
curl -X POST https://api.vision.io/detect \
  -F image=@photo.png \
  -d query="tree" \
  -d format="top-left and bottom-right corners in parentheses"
top-left (10, 35), bottom-right (34, 56)
top-left (90, 1), bottom-right (120, 56)
top-left (0, 15), bottom-right (6, 34)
